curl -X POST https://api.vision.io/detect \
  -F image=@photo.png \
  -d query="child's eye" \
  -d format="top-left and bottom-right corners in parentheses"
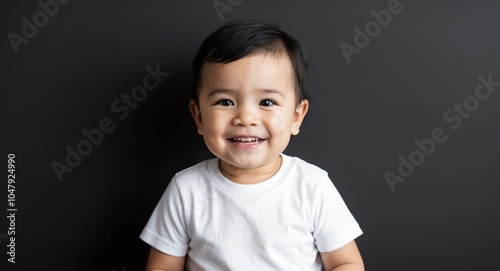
top-left (215, 99), bottom-right (234, 106)
top-left (259, 99), bottom-right (276, 107)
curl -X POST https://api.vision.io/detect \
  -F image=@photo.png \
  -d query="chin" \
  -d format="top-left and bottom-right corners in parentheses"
top-left (224, 160), bottom-right (260, 170)
top-left (226, 155), bottom-right (278, 169)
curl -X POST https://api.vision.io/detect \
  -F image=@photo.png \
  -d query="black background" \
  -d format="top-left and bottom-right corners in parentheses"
top-left (1, 0), bottom-right (500, 270)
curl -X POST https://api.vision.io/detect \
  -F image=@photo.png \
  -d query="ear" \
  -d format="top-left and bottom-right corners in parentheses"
top-left (189, 100), bottom-right (203, 135)
top-left (291, 99), bottom-right (309, 135)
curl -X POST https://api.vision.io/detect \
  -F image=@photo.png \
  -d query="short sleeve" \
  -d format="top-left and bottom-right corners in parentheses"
top-left (139, 177), bottom-right (190, 257)
top-left (311, 173), bottom-right (363, 252)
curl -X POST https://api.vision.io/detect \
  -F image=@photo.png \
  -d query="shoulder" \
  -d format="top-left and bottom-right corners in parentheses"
top-left (285, 154), bottom-right (330, 182)
top-left (169, 157), bottom-right (218, 193)
top-left (281, 154), bottom-right (338, 196)
top-left (174, 158), bottom-right (212, 179)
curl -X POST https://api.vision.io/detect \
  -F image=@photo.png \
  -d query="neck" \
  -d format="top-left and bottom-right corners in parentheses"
top-left (219, 156), bottom-right (282, 184)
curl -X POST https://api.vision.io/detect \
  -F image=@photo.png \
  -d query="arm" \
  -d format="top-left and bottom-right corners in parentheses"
top-left (145, 247), bottom-right (185, 271)
top-left (320, 240), bottom-right (364, 271)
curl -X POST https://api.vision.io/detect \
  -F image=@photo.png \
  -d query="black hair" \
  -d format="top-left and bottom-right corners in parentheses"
top-left (192, 19), bottom-right (310, 106)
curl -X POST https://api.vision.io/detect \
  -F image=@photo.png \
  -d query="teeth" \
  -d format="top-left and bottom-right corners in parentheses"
top-left (233, 137), bottom-right (259, 142)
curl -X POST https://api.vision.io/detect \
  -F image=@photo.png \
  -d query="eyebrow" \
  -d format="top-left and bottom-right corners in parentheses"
top-left (260, 88), bottom-right (285, 98)
top-left (207, 88), bottom-right (286, 98)
top-left (207, 88), bottom-right (234, 98)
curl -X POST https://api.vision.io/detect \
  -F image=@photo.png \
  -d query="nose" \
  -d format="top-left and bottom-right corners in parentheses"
top-left (232, 103), bottom-right (258, 127)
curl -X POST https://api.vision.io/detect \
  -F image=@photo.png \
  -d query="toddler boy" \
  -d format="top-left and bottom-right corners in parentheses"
top-left (140, 19), bottom-right (363, 271)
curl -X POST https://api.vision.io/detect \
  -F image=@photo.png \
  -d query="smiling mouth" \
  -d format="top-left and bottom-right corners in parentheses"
top-left (228, 137), bottom-right (265, 144)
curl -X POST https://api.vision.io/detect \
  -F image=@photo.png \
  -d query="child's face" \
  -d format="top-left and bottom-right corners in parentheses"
top-left (190, 53), bottom-right (308, 179)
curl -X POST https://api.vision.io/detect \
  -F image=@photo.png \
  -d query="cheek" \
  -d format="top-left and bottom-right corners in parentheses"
top-left (267, 110), bottom-right (293, 132)
top-left (202, 111), bottom-right (227, 135)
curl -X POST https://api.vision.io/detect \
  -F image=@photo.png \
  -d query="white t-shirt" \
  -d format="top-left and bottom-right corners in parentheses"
top-left (140, 154), bottom-right (362, 271)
